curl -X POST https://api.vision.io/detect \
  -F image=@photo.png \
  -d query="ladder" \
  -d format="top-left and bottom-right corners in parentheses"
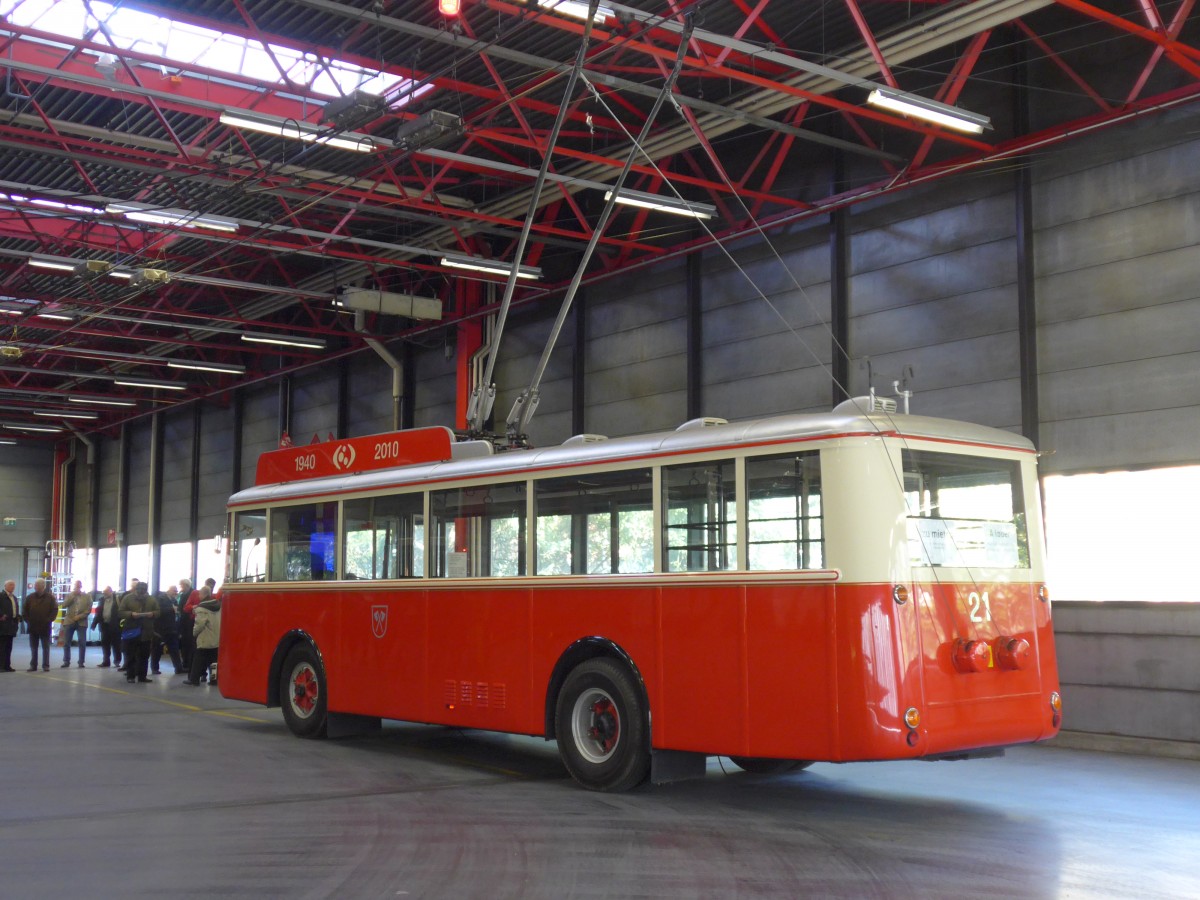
top-left (44, 539), bottom-right (75, 598)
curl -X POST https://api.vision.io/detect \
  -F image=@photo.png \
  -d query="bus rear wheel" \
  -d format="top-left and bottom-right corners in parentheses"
top-left (728, 756), bottom-right (813, 775)
top-left (280, 644), bottom-right (327, 739)
top-left (555, 658), bottom-right (649, 792)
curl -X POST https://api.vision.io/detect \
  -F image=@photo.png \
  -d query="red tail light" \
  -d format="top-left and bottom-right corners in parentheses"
top-left (951, 639), bottom-right (990, 674)
top-left (995, 636), bottom-right (1031, 670)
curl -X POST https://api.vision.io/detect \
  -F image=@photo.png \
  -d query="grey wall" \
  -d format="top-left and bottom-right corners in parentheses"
top-left (0, 443), bottom-right (54, 565)
top-left (1036, 108), bottom-right (1200, 474)
top-left (1055, 603), bottom-right (1200, 747)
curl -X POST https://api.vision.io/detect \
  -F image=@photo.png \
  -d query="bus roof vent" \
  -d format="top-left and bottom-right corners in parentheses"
top-left (450, 440), bottom-right (493, 460)
top-left (676, 416), bottom-right (728, 431)
top-left (834, 395), bottom-right (897, 415)
top-left (562, 433), bottom-right (608, 446)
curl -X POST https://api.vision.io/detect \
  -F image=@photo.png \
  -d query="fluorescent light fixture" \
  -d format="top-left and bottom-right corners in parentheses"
top-left (240, 333), bottom-right (327, 350)
top-left (34, 410), bottom-right (97, 420)
top-left (439, 253), bottom-right (543, 280)
top-left (106, 202), bottom-right (239, 233)
top-left (536, 0), bottom-right (614, 23)
top-left (604, 189), bottom-right (716, 219)
top-left (108, 270), bottom-right (133, 280)
top-left (28, 256), bottom-right (78, 272)
top-left (220, 110), bottom-right (377, 153)
top-left (167, 360), bottom-right (246, 374)
top-left (36, 313), bottom-right (74, 322)
top-left (5, 423), bottom-right (62, 432)
top-left (69, 397), bottom-right (136, 407)
top-left (0, 192), bottom-right (102, 216)
top-left (0, 308), bottom-right (21, 316)
top-left (114, 379), bottom-right (186, 391)
top-left (0, 439), bottom-right (16, 444)
top-left (866, 87), bottom-right (990, 135)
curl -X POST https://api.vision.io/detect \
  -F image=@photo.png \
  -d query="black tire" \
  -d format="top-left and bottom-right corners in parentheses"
top-left (728, 756), bottom-right (813, 775)
top-left (555, 657), bottom-right (650, 792)
top-left (279, 644), bottom-right (328, 739)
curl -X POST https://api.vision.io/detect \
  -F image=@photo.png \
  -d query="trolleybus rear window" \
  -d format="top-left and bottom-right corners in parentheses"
top-left (903, 450), bottom-right (1028, 568)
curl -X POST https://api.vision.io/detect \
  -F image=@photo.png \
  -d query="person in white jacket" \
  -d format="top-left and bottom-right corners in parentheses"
top-left (184, 595), bottom-right (220, 686)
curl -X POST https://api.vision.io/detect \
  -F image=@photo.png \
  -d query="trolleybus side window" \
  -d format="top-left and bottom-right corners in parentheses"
top-left (663, 459), bottom-right (738, 572)
top-left (746, 452), bottom-right (824, 570)
top-left (231, 509), bottom-right (267, 582)
top-left (533, 468), bottom-right (654, 575)
top-left (431, 482), bottom-right (526, 577)
top-left (903, 450), bottom-right (1029, 568)
top-left (343, 493), bottom-right (424, 579)
top-left (269, 502), bottom-right (339, 581)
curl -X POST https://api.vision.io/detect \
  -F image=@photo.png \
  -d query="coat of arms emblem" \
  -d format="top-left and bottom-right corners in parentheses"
top-left (371, 605), bottom-right (388, 639)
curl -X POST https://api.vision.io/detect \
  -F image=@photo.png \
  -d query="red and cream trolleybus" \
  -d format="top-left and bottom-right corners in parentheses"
top-left (219, 399), bottom-right (1061, 791)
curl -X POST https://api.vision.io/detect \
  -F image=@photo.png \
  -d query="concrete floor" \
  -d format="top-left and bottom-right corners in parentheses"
top-left (1, 643), bottom-right (1197, 899)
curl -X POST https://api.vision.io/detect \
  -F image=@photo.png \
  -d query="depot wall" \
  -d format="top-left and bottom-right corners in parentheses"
top-left (54, 103), bottom-right (1200, 753)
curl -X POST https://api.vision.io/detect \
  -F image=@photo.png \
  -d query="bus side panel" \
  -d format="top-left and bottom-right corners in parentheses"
top-left (330, 586), bottom-right (427, 722)
top-left (423, 584), bottom-right (535, 734)
top-left (916, 582), bottom-right (1060, 753)
top-left (742, 583), bottom-right (837, 760)
top-left (528, 584), bottom-right (660, 735)
top-left (832, 583), bottom-right (922, 761)
top-left (218, 587), bottom-right (343, 707)
top-left (655, 583), bottom-right (750, 753)
top-left (218, 590), bottom-right (270, 705)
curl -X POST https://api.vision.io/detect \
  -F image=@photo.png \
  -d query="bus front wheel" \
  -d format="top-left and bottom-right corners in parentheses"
top-left (280, 644), bottom-right (328, 739)
top-left (555, 658), bottom-right (650, 792)
top-left (728, 756), bottom-right (813, 775)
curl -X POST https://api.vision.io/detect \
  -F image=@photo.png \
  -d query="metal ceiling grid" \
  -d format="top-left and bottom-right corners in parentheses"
top-left (0, 0), bottom-right (1198, 438)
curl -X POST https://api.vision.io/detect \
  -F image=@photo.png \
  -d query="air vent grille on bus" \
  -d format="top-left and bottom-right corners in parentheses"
top-left (833, 395), bottom-right (898, 415)
top-left (562, 433), bottom-right (608, 445)
top-left (676, 416), bottom-right (728, 431)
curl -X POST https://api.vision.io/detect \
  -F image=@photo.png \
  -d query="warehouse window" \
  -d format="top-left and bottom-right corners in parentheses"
top-left (1044, 466), bottom-right (1200, 602)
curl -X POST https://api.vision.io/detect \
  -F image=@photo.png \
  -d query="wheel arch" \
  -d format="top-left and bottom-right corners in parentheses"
top-left (266, 629), bottom-right (322, 708)
top-left (544, 637), bottom-right (649, 741)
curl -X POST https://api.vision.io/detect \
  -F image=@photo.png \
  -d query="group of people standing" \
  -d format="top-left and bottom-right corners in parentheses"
top-left (0, 576), bottom-right (221, 686)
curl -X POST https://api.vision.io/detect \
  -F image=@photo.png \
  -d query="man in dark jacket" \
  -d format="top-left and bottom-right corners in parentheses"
top-left (91, 586), bottom-right (122, 668)
top-left (151, 588), bottom-right (184, 675)
top-left (0, 579), bottom-right (19, 672)
top-left (22, 578), bottom-right (57, 672)
top-left (117, 581), bottom-right (158, 683)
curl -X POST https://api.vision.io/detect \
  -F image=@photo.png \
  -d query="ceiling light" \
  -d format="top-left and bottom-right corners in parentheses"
top-left (69, 397), bottom-right (136, 407)
top-left (240, 333), bottom-right (326, 350)
top-left (605, 189), bottom-right (716, 219)
top-left (866, 87), bottom-right (990, 135)
top-left (5, 423), bottom-right (62, 432)
top-left (0, 439), bottom-right (16, 444)
top-left (439, 253), bottom-right (543, 280)
top-left (114, 379), bottom-right (186, 391)
top-left (536, 0), bottom-right (614, 23)
top-left (0, 192), bottom-right (102, 216)
top-left (106, 202), bottom-right (239, 233)
top-left (34, 410), bottom-right (97, 420)
top-left (36, 312), bottom-right (74, 322)
top-left (167, 360), bottom-right (246, 374)
top-left (220, 110), bottom-right (377, 153)
top-left (28, 256), bottom-right (78, 272)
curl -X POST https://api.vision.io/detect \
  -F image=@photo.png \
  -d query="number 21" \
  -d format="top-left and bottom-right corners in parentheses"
top-left (968, 591), bottom-right (992, 623)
